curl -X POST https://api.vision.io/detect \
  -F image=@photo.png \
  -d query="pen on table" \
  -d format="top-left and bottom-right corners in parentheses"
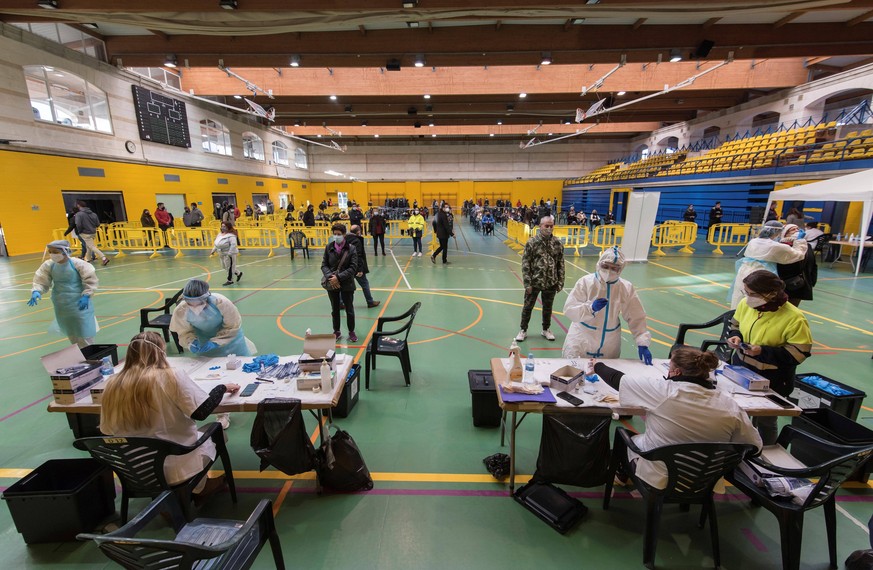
top-left (255, 379), bottom-right (274, 383)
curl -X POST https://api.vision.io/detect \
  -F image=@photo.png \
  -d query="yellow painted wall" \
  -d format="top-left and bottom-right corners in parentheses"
top-left (0, 151), bottom-right (309, 255)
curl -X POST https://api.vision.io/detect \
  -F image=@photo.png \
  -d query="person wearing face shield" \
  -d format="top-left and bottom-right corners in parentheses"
top-left (170, 279), bottom-right (256, 358)
top-left (516, 216), bottom-right (565, 342)
top-left (29, 240), bottom-right (99, 348)
top-left (726, 270), bottom-right (812, 444)
top-left (321, 223), bottom-right (361, 342)
top-left (407, 208), bottom-right (426, 256)
top-left (728, 220), bottom-right (807, 309)
top-left (562, 246), bottom-right (653, 364)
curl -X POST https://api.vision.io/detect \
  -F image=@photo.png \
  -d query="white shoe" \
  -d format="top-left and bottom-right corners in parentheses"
top-left (515, 329), bottom-right (527, 342)
top-left (541, 329), bottom-right (556, 341)
top-left (217, 413), bottom-right (230, 430)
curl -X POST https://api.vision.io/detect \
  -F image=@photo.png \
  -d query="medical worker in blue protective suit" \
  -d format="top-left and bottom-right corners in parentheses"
top-left (28, 240), bottom-right (99, 348)
top-left (562, 246), bottom-right (653, 363)
top-left (170, 279), bottom-right (256, 358)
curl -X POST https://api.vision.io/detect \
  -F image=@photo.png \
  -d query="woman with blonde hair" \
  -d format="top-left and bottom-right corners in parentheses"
top-left (593, 347), bottom-right (762, 489)
top-left (100, 332), bottom-right (239, 493)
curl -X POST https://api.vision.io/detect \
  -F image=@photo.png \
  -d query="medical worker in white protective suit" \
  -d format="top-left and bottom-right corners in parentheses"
top-left (28, 239), bottom-right (99, 348)
top-left (562, 246), bottom-right (653, 363)
top-left (729, 221), bottom-right (807, 309)
top-left (169, 278), bottom-right (256, 358)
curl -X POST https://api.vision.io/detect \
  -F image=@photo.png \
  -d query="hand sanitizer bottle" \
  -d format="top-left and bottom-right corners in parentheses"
top-left (100, 356), bottom-right (113, 377)
top-left (523, 353), bottom-right (536, 385)
top-left (320, 359), bottom-right (331, 392)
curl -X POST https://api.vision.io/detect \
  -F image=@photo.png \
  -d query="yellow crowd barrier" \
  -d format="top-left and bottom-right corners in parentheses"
top-left (52, 225), bottom-right (112, 252)
top-left (591, 224), bottom-right (624, 251)
top-left (237, 227), bottom-right (282, 257)
top-left (651, 222), bottom-right (697, 256)
top-left (52, 228), bottom-right (81, 251)
top-left (707, 223), bottom-right (755, 255)
top-left (166, 228), bottom-right (218, 257)
top-left (529, 225), bottom-right (590, 256)
top-left (505, 220), bottom-right (532, 247)
top-left (106, 226), bottom-right (166, 259)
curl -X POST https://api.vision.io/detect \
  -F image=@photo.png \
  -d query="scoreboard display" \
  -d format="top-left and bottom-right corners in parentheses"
top-left (131, 85), bottom-right (191, 148)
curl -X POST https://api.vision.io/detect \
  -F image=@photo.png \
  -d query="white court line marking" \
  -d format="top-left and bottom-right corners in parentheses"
top-left (837, 504), bottom-right (870, 535)
top-left (389, 250), bottom-right (412, 290)
top-left (144, 256), bottom-right (279, 290)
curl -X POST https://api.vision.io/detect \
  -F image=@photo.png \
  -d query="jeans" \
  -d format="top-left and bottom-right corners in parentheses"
top-left (433, 237), bottom-right (449, 262)
top-left (373, 234), bottom-right (385, 255)
top-left (328, 289), bottom-right (355, 333)
top-left (753, 416), bottom-right (779, 446)
top-left (520, 288), bottom-right (557, 331)
top-left (412, 233), bottom-right (423, 253)
top-left (355, 273), bottom-right (375, 303)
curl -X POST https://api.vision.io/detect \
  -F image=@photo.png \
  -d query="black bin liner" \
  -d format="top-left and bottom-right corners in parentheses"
top-left (792, 408), bottom-right (873, 483)
top-left (534, 414), bottom-right (611, 487)
top-left (250, 398), bottom-right (317, 476)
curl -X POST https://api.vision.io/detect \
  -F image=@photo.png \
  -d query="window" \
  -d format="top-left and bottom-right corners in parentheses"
top-left (272, 140), bottom-right (289, 166)
top-left (242, 132), bottom-right (264, 161)
top-left (24, 66), bottom-right (112, 133)
top-left (294, 147), bottom-right (307, 169)
top-left (13, 23), bottom-right (107, 62)
top-left (200, 119), bottom-right (232, 156)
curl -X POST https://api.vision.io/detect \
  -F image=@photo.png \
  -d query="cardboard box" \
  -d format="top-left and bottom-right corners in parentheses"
top-left (296, 374), bottom-right (322, 391)
top-left (52, 376), bottom-right (102, 405)
top-left (89, 380), bottom-right (107, 405)
top-left (736, 444), bottom-right (807, 486)
top-left (299, 333), bottom-right (336, 372)
top-left (549, 366), bottom-right (584, 393)
top-left (723, 365), bottom-right (770, 391)
top-left (42, 346), bottom-right (102, 392)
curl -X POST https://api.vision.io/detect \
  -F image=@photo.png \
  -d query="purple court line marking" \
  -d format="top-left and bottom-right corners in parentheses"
top-left (0, 394), bottom-right (52, 423)
top-left (741, 528), bottom-right (769, 552)
top-left (508, 267), bottom-right (570, 334)
top-left (233, 265), bottom-right (308, 306)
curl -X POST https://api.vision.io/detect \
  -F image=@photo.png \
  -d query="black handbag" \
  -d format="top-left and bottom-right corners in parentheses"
top-left (321, 249), bottom-right (349, 290)
top-left (317, 428), bottom-right (374, 492)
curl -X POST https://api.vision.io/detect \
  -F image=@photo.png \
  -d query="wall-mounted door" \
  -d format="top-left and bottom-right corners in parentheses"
top-left (155, 193), bottom-right (187, 222)
top-left (62, 191), bottom-right (127, 224)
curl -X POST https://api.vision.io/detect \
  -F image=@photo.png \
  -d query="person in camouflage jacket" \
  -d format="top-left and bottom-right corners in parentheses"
top-left (517, 215), bottom-right (565, 342)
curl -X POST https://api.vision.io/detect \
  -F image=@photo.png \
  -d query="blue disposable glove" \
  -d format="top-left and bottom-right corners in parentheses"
top-left (200, 341), bottom-right (219, 353)
top-left (77, 295), bottom-right (90, 310)
top-left (796, 229), bottom-right (806, 239)
top-left (27, 291), bottom-right (41, 307)
top-left (190, 340), bottom-right (218, 354)
top-left (638, 346), bottom-right (653, 365)
top-left (591, 298), bottom-right (608, 313)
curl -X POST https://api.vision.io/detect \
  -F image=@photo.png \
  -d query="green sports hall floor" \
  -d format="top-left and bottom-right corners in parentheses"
top-left (0, 219), bottom-right (871, 569)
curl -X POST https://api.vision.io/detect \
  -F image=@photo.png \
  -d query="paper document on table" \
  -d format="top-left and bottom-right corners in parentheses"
top-left (731, 394), bottom-right (785, 411)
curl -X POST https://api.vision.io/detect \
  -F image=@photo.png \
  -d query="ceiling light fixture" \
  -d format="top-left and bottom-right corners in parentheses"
top-left (361, 120), bottom-right (368, 127)
top-left (386, 58), bottom-right (401, 71)
top-left (571, 18), bottom-right (585, 24)
top-left (617, 91), bottom-right (626, 96)
top-left (290, 55), bottom-right (301, 67)
top-left (586, 0), bottom-right (600, 4)
top-left (431, 134), bottom-right (437, 138)
top-left (219, 0), bottom-right (238, 9)
top-left (428, 121), bottom-right (434, 127)
top-left (669, 48), bottom-right (683, 63)
top-left (541, 52), bottom-right (552, 65)
top-left (489, 133), bottom-right (495, 137)
top-left (506, 104), bottom-right (514, 112)
top-left (233, 95), bottom-right (242, 99)
top-left (497, 120), bottom-right (503, 125)
top-left (402, 0), bottom-right (418, 7)
top-left (81, 23), bottom-right (99, 29)
top-left (374, 134), bottom-right (380, 138)
top-left (519, 93), bottom-right (527, 98)
top-left (414, 54), bottom-right (426, 67)
top-left (329, 95), bottom-right (337, 100)
top-left (407, 21), bottom-right (421, 28)
top-left (344, 105), bottom-right (353, 113)
top-left (423, 94), bottom-right (431, 99)
top-left (294, 120), bottom-right (301, 127)
top-left (163, 54), bottom-right (178, 68)
top-left (37, 0), bottom-right (58, 8)
top-left (317, 134), bottom-right (322, 138)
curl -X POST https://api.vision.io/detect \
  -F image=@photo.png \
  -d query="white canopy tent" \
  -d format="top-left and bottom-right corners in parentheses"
top-left (765, 168), bottom-right (873, 276)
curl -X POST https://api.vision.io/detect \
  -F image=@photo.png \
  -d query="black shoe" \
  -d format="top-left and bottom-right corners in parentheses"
top-left (236, 272), bottom-right (243, 282)
top-left (222, 280), bottom-right (233, 286)
top-left (367, 300), bottom-right (381, 308)
top-left (443, 260), bottom-right (451, 264)
top-left (430, 255), bottom-right (436, 264)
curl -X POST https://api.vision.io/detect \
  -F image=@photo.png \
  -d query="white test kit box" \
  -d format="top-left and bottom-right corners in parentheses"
top-left (723, 365), bottom-right (770, 391)
top-left (41, 345), bottom-right (103, 404)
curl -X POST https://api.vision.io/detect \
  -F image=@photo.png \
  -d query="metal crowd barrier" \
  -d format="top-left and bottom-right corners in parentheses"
top-left (651, 222), bottom-right (697, 256)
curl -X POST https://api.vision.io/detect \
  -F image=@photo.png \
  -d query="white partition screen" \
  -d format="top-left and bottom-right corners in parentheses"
top-left (622, 191), bottom-right (660, 262)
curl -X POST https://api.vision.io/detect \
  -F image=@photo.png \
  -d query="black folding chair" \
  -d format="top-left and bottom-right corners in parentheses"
top-left (669, 310), bottom-right (735, 362)
top-left (139, 289), bottom-right (184, 353)
top-left (727, 426), bottom-right (873, 570)
top-left (288, 230), bottom-right (310, 259)
top-left (603, 428), bottom-right (757, 569)
top-left (74, 422), bottom-right (237, 523)
top-left (78, 491), bottom-right (284, 570)
top-left (365, 302), bottom-right (421, 389)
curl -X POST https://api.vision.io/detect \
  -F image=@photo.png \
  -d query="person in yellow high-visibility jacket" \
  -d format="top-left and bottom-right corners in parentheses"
top-left (407, 208), bottom-right (426, 257)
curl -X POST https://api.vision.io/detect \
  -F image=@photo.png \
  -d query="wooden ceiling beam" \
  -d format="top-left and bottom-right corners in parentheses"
top-left (702, 17), bottom-right (721, 29)
top-left (774, 11), bottom-right (806, 28)
top-left (632, 18), bottom-right (647, 30)
top-left (846, 8), bottom-right (873, 26)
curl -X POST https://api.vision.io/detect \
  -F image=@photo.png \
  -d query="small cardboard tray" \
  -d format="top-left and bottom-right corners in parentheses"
top-left (549, 365), bottom-right (584, 392)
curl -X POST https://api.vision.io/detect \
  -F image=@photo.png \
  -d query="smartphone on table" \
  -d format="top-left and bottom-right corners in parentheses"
top-left (556, 391), bottom-right (584, 406)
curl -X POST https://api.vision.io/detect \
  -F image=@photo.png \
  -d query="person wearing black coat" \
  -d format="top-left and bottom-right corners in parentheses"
top-left (369, 209), bottom-right (387, 255)
top-left (349, 205), bottom-right (364, 227)
top-left (321, 223), bottom-right (360, 342)
top-left (343, 226), bottom-right (380, 310)
top-left (302, 205), bottom-right (315, 227)
top-left (778, 243), bottom-right (817, 307)
top-left (431, 204), bottom-right (455, 264)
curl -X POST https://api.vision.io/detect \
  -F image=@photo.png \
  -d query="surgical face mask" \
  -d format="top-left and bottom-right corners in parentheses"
top-left (330, 235), bottom-right (344, 245)
top-left (188, 302), bottom-right (208, 315)
top-left (413, 210), bottom-right (419, 215)
top-left (598, 268), bottom-right (620, 283)
top-left (49, 253), bottom-right (67, 263)
top-left (540, 227), bottom-right (553, 237)
top-left (444, 207), bottom-right (450, 213)
top-left (745, 294), bottom-right (769, 308)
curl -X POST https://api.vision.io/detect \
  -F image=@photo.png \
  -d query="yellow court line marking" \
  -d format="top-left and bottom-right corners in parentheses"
top-left (353, 256), bottom-right (414, 364)
top-left (272, 480), bottom-right (294, 517)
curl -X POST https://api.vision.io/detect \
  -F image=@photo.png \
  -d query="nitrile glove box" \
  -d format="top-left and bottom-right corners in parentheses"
top-left (41, 345), bottom-right (102, 391)
top-left (722, 365), bottom-right (770, 391)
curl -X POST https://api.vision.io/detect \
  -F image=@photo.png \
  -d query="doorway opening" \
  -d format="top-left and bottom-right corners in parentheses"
top-left (62, 191), bottom-right (127, 224)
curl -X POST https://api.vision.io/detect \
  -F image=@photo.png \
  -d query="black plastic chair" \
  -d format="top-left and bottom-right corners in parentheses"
top-left (365, 302), bottom-right (421, 390)
top-left (140, 289), bottom-right (184, 353)
top-left (288, 230), bottom-right (310, 259)
top-left (726, 426), bottom-right (873, 570)
top-left (669, 310), bottom-right (735, 362)
top-left (74, 422), bottom-right (237, 523)
top-left (78, 491), bottom-right (284, 570)
top-left (603, 427), bottom-right (757, 569)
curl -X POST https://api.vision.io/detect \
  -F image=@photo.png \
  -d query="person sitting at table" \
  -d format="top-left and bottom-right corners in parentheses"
top-left (726, 269), bottom-right (812, 444)
top-left (99, 332), bottom-right (240, 498)
top-left (593, 347), bottom-right (762, 489)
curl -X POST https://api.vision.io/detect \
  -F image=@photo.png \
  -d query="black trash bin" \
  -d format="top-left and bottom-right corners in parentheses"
top-left (80, 343), bottom-right (119, 365)
top-left (2, 458), bottom-right (116, 543)
top-left (334, 364), bottom-right (361, 418)
top-left (534, 414), bottom-right (611, 487)
top-left (468, 370), bottom-right (502, 427)
top-left (792, 373), bottom-right (867, 421)
top-left (791, 408), bottom-right (873, 483)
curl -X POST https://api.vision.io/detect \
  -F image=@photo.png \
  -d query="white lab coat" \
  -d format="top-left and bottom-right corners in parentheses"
top-left (729, 238), bottom-right (807, 308)
top-left (169, 293), bottom-right (256, 355)
top-left (562, 273), bottom-right (651, 359)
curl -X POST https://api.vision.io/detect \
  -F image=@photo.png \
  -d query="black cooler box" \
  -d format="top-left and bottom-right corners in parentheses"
top-left (468, 370), bottom-right (502, 427)
top-left (2, 458), bottom-right (115, 543)
top-left (334, 363), bottom-right (361, 418)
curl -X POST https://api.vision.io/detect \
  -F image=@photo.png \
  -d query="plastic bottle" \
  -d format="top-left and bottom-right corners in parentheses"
top-left (99, 356), bottom-right (113, 377)
top-left (583, 373), bottom-right (599, 394)
top-left (320, 359), bottom-right (332, 392)
top-left (836, 232), bottom-right (842, 241)
top-left (523, 353), bottom-right (536, 385)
